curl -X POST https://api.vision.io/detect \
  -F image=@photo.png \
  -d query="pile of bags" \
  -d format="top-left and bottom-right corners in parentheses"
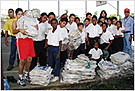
top-left (68, 31), bottom-right (82, 51)
top-left (97, 52), bottom-right (134, 79)
top-left (29, 66), bottom-right (53, 86)
top-left (60, 54), bottom-right (97, 84)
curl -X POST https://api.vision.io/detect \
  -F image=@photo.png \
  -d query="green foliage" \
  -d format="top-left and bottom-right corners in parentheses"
top-left (64, 9), bottom-right (69, 14)
top-left (107, 14), bottom-right (122, 20)
top-left (130, 13), bottom-right (134, 19)
top-left (1, 14), bottom-right (9, 21)
top-left (94, 11), bottom-right (98, 16)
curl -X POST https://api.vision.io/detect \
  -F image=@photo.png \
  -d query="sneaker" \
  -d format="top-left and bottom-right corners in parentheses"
top-left (51, 77), bottom-right (59, 82)
top-left (17, 78), bottom-right (26, 86)
top-left (7, 65), bottom-right (14, 71)
top-left (24, 76), bottom-right (31, 83)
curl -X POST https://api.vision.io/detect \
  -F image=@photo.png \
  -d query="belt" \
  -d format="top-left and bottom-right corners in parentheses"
top-left (48, 45), bottom-right (58, 47)
top-left (124, 31), bottom-right (130, 33)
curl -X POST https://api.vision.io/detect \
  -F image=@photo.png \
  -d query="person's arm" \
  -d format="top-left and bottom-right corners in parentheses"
top-left (56, 41), bottom-right (62, 59)
top-left (105, 40), bottom-right (113, 50)
top-left (87, 33), bottom-right (89, 45)
top-left (5, 31), bottom-right (9, 46)
top-left (89, 54), bottom-right (92, 60)
top-left (45, 34), bottom-right (48, 48)
top-left (3, 21), bottom-right (9, 46)
top-left (63, 43), bottom-right (69, 51)
top-left (129, 19), bottom-right (134, 41)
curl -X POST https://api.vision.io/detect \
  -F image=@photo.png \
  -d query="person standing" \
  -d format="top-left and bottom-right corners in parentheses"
top-left (3, 8), bottom-right (19, 71)
top-left (121, 8), bottom-right (134, 58)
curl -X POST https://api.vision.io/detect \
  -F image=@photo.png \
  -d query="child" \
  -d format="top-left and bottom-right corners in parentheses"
top-left (46, 18), bottom-right (63, 82)
top-left (72, 23), bottom-right (85, 59)
top-left (99, 16), bottom-right (105, 23)
top-left (58, 18), bottom-right (69, 69)
top-left (74, 17), bottom-right (80, 25)
top-left (89, 42), bottom-right (103, 69)
top-left (100, 22), bottom-right (114, 60)
top-left (113, 21), bottom-right (124, 53)
top-left (66, 13), bottom-right (78, 34)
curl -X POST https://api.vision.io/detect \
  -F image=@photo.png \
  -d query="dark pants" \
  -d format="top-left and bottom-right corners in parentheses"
top-left (73, 43), bottom-right (85, 59)
top-left (48, 46), bottom-right (60, 76)
top-left (9, 36), bottom-right (19, 66)
top-left (93, 58), bottom-right (101, 69)
top-left (30, 40), bottom-right (47, 71)
top-left (60, 50), bottom-right (68, 68)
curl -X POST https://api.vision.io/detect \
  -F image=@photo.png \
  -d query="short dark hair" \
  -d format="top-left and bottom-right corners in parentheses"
top-left (107, 17), bottom-right (112, 21)
top-left (60, 17), bottom-right (68, 23)
top-left (69, 13), bottom-right (75, 18)
top-left (51, 18), bottom-right (58, 24)
top-left (41, 12), bottom-right (47, 17)
top-left (97, 20), bottom-right (102, 24)
top-left (99, 16), bottom-right (105, 20)
top-left (77, 23), bottom-right (84, 27)
top-left (116, 21), bottom-right (122, 27)
top-left (8, 8), bottom-right (14, 12)
top-left (112, 17), bottom-right (117, 21)
top-left (84, 18), bottom-right (90, 22)
top-left (102, 22), bottom-right (108, 27)
top-left (92, 15), bottom-right (97, 20)
top-left (75, 17), bottom-right (80, 22)
top-left (48, 12), bottom-right (55, 17)
top-left (15, 8), bottom-right (23, 15)
top-left (86, 13), bottom-right (92, 17)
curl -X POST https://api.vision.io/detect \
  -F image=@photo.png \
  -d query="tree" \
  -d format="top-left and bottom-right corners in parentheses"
top-left (130, 13), bottom-right (134, 19)
top-left (108, 14), bottom-right (122, 20)
top-left (64, 9), bottom-right (69, 14)
top-left (94, 11), bottom-right (98, 16)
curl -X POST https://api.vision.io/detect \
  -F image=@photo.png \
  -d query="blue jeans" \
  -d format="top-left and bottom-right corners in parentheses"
top-left (48, 46), bottom-right (60, 76)
top-left (9, 36), bottom-right (19, 65)
top-left (123, 33), bottom-right (132, 57)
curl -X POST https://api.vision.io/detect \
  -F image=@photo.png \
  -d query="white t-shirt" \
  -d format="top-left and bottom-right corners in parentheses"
top-left (47, 26), bottom-right (63, 46)
top-left (87, 24), bottom-right (102, 38)
top-left (33, 22), bottom-right (47, 41)
top-left (113, 27), bottom-right (124, 37)
top-left (66, 22), bottom-right (78, 34)
top-left (108, 24), bottom-right (117, 36)
top-left (100, 30), bottom-right (114, 44)
top-left (89, 48), bottom-right (103, 59)
top-left (83, 24), bottom-right (91, 38)
top-left (45, 21), bottom-right (53, 35)
top-left (78, 30), bottom-right (85, 44)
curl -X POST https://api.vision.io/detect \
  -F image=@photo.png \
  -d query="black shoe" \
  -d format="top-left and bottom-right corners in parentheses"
top-left (7, 76), bottom-right (17, 83)
top-left (24, 76), bottom-right (31, 83)
top-left (17, 78), bottom-right (26, 86)
top-left (7, 65), bottom-right (14, 71)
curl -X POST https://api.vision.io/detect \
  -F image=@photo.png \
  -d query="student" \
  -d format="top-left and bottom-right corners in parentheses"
top-left (121, 8), bottom-right (134, 58)
top-left (99, 10), bottom-right (107, 23)
top-left (107, 18), bottom-right (113, 33)
top-left (3, 8), bottom-right (19, 71)
top-left (12, 8), bottom-right (35, 86)
top-left (87, 15), bottom-right (102, 52)
top-left (60, 13), bottom-right (68, 19)
top-left (72, 23), bottom-right (85, 59)
top-left (74, 17), bottom-right (80, 25)
top-left (46, 18), bottom-right (63, 82)
top-left (100, 22), bottom-right (114, 60)
top-left (97, 20), bottom-right (103, 27)
top-left (99, 16), bottom-right (105, 23)
top-left (86, 13), bottom-right (92, 23)
top-left (113, 21), bottom-right (124, 53)
top-left (58, 18), bottom-right (69, 69)
top-left (30, 13), bottom-right (48, 71)
top-left (66, 13), bottom-right (78, 34)
top-left (89, 42), bottom-right (103, 69)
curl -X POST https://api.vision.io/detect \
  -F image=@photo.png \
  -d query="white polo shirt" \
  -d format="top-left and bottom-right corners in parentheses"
top-left (89, 48), bottom-right (103, 59)
top-left (87, 24), bottom-right (102, 38)
top-left (108, 24), bottom-right (117, 36)
top-left (45, 21), bottom-right (53, 35)
top-left (33, 22), bottom-right (47, 41)
top-left (100, 30), bottom-right (114, 44)
top-left (57, 25), bottom-right (68, 44)
top-left (78, 30), bottom-right (85, 44)
top-left (47, 26), bottom-right (63, 46)
top-left (66, 21), bottom-right (78, 34)
top-left (113, 27), bottom-right (124, 37)
top-left (83, 24), bottom-right (91, 38)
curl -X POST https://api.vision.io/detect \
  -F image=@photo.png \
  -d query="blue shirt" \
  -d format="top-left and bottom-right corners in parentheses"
top-left (121, 16), bottom-right (134, 35)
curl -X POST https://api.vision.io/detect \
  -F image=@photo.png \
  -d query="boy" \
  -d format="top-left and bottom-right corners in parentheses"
top-left (66, 13), bottom-right (78, 34)
top-left (74, 17), bottom-right (80, 25)
top-left (58, 18), bottom-right (69, 69)
top-left (89, 42), bottom-right (103, 69)
top-left (72, 23), bottom-right (85, 59)
top-left (46, 18), bottom-right (63, 82)
top-left (100, 22), bottom-right (114, 60)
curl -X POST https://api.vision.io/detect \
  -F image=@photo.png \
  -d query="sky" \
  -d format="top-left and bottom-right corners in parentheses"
top-left (1, 1), bottom-right (134, 20)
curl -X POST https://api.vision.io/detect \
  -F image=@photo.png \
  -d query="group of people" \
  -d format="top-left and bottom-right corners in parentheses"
top-left (3, 8), bottom-right (134, 86)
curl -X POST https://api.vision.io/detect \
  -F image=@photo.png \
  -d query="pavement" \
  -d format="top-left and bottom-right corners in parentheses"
top-left (1, 36), bottom-right (134, 90)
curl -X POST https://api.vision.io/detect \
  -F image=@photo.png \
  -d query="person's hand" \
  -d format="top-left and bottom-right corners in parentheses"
top-left (44, 44), bottom-right (48, 48)
top-left (5, 39), bottom-right (9, 46)
top-left (89, 57), bottom-right (92, 60)
top-left (56, 53), bottom-right (60, 59)
top-left (121, 30), bottom-right (125, 33)
top-left (129, 36), bottom-right (132, 41)
top-left (19, 29), bottom-right (27, 35)
top-left (85, 46), bottom-right (87, 50)
top-left (87, 41), bottom-right (90, 45)
top-left (34, 25), bottom-right (38, 30)
top-left (105, 46), bottom-right (109, 50)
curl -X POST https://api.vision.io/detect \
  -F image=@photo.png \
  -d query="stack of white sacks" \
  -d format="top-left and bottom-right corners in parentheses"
top-left (29, 66), bottom-right (53, 86)
top-left (60, 54), bottom-right (97, 84)
top-left (97, 52), bottom-right (133, 79)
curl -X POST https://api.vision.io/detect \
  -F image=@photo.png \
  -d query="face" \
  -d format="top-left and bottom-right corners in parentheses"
top-left (94, 43), bottom-right (98, 49)
top-left (107, 19), bottom-right (112, 25)
top-left (85, 20), bottom-right (90, 26)
top-left (41, 15), bottom-right (47, 23)
top-left (78, 25), bottom-right (84, 31)
top-left (49, 15), bottom-right (55, 22)
top-left (92, 18), bottom-right (97, 25)
top-left (16, 11), bottom-right (23, 19)
top-left (69, 15), bottom-right (75, 23)
top-left (112, 19), bottom-right (117, 25)
top-left (51, 20), bottom-right (57, 29)
top-left (86, 15), bottom-right (91, 20)
top-left (124, 12), bottom-right (130, 18)
top-left (60, 21), bottom-right (67, 28)
top-left (8, 10), bottom-right (14, 18)
top-left (75, 19), bottom-right (80, 24)
top-left (116, 22), bottom-right (121, 28)
top-left (102, 24), bottom-right (107, 31)
top-left (102, 12), bottom-right (106, 17)
top-left (99, 22), bottom-right (102, 26)
top-left (100, 18), bottom-right (105, 23)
